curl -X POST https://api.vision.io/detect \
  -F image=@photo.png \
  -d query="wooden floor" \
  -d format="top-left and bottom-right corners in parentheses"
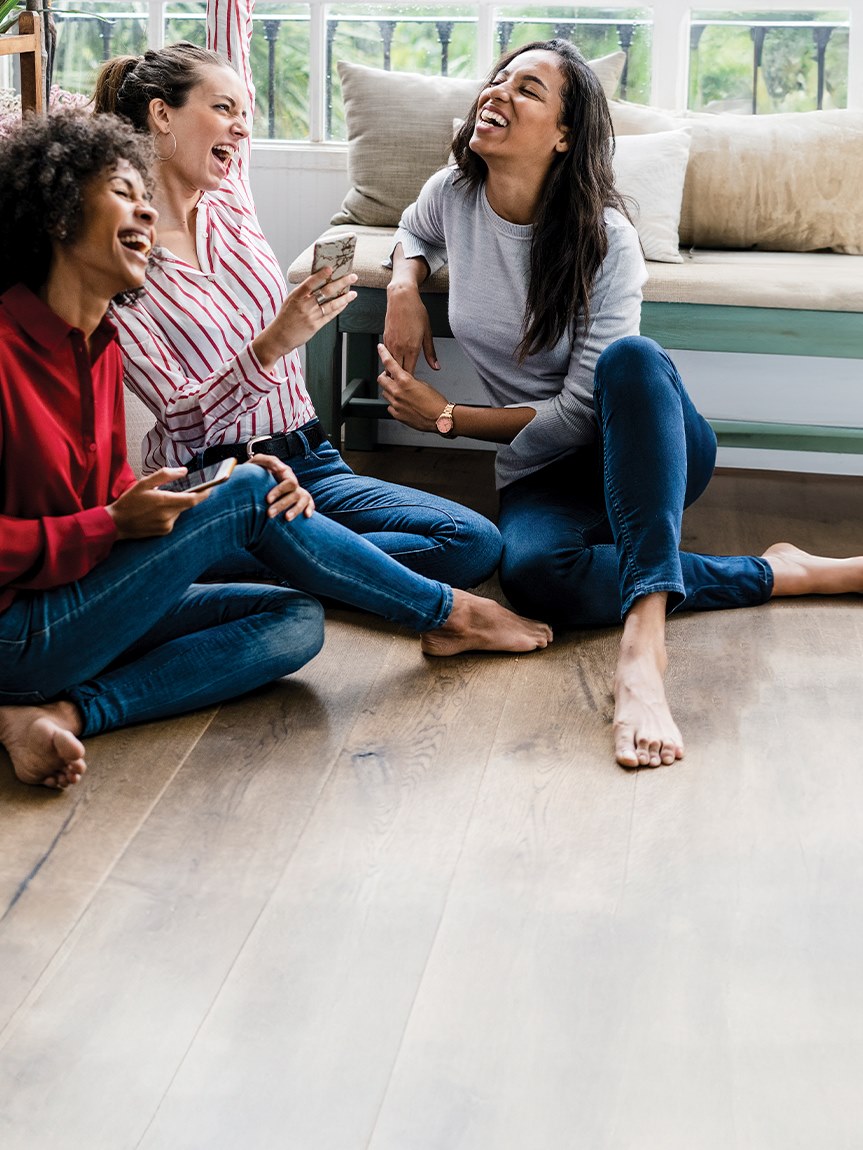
top-left (3, 448), bottom-right (863, 1150)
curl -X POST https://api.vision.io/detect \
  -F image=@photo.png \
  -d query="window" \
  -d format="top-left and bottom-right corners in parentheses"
top-left (690, 8), bottom-right (849, 113)
top-left (21, 2), bottom-right (861, 141)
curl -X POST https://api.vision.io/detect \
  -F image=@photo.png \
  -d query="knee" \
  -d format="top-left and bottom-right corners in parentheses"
top-left (452, 514), bottom-right (503, 588)
top-left (594, 336), bottom-right (677, 409)
top-left (273, 592), bottom-right (326, 671)
top-left (228, 462), bottom-right (276, 500)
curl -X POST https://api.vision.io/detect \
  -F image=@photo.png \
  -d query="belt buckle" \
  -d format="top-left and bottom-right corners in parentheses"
top-left (246, 435), bottom-right (272, 459)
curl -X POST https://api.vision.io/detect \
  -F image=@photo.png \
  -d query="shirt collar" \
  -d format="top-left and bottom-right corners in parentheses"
top-left (1, 282), bottom-right (118, 357)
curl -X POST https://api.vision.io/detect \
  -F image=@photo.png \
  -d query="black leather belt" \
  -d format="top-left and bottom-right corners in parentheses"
top-left (198, 423), bottom-right (328, 467)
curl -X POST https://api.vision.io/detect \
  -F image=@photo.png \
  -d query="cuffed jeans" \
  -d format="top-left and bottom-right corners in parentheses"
top-left (193, 425), bottom-right (503, 591)
top-left (499, 336), bottom-right (773, 627)
top-left (0, 465), bottom-right (457, 734)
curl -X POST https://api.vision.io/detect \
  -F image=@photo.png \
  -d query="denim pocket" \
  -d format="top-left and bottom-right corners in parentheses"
top-left (0, 688), bottom-right (48, 705)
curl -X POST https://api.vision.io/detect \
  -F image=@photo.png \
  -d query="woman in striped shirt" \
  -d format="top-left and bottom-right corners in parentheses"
top-left (91, 0), bottom-right (552, 658)
top-left (92, 0), bottom-right (504, 597)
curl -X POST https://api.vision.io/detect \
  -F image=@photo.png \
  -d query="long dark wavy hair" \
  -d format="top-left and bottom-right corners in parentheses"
top-left (92, 41), bottom-right (228, 128)
top-left (452, 39), bottom-right (628, 362)
top-left (0, 110), bottom-right (153, 300)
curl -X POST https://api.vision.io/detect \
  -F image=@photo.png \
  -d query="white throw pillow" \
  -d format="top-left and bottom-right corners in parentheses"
top-left (612, 129), bottom-right (692, 263)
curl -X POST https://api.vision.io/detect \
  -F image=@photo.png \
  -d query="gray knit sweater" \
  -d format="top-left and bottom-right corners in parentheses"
top-left (392, 165), bottom-right (647, 488)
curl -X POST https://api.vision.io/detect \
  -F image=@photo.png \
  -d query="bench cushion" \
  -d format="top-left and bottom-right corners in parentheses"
top-left (289, 228), bottom-right (863, 313)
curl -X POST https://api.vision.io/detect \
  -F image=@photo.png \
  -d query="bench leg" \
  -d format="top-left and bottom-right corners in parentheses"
top-left (344, 331), bottom-right (381, 451)
top-left (304, 322), bottom-right (339, 443)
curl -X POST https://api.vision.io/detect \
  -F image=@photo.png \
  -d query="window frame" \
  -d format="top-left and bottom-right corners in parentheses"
top-left (10, 0), bottom-right (861, 144)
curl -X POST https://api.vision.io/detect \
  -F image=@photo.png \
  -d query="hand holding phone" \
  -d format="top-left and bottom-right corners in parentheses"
top-left (160, 457), bottom-right (237, 493)
top-left (311, 232), bottom-right (357, 298)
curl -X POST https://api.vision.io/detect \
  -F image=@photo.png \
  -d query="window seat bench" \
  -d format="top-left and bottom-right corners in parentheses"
top-left (288, 228), bottom-right (863, 456)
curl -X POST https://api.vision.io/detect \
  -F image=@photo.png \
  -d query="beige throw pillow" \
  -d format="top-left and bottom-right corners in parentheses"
top-left (613, 129), bottom-right (692, 263)
top-left (332, 53), bottom-right (626, 227)
top-left (612, 99), bottom-right (863, 253)
top-left (678, 108), bottom-right (863, 253)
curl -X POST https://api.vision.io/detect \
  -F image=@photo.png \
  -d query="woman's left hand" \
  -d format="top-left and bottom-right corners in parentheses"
top-left (377, 343), bottom-right (448, 432)
top-left (249, 455), bottom-right (315, 520)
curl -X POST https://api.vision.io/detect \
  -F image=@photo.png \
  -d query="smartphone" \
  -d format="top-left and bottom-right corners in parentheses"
top-left (311, 232), bottom-right (357, 297)
top-left (160, 457), bottom-right (237, 493)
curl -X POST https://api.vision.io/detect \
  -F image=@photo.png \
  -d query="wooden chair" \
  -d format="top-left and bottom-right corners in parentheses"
top-left (0, 8), bottom-right (45, 114)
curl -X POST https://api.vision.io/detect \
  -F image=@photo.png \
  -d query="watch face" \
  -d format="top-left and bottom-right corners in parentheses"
top-left (436, 414), bottom-right (454, 435)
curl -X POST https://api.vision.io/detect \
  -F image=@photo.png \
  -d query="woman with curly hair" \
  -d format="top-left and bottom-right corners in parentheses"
top-left (379, 39), bottom-right (863, 769)
top-left (0, 111), bottom-right (550, 789)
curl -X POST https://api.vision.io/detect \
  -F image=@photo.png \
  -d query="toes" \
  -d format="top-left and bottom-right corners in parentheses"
top-left (614, 726), bottom-right (640, 769)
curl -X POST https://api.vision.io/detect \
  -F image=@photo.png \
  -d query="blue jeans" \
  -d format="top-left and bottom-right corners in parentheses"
top-left (499, 336), bottom-right (773, 627)
top-left (194, 427), bottom-right (502, 590)
top-left (0, 465), bottom-right (457, 734)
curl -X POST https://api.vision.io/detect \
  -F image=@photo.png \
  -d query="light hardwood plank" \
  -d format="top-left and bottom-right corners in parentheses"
top-left (0, 616), bottom-right (397, 1150)
top-left (366, 603), bottom-right (863, 1150)
top-left (134, 643), bottom-right (532, 1150)
top-left (3, 452), bottom-right (863, 1150)
top-left (0, 712), bottom-right (216, 1030)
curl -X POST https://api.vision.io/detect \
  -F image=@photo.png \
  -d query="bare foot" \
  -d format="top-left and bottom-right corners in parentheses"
top-left (613, 648), bottom-right (684, 769)
top-left (763, 542), bottom-right (863, 597)
top-left (0, 702), bottom-right (87, 789)
top-left (420, 589), bottom-right (552, 656)
top-left (612, 593), bottom-right (683, 769)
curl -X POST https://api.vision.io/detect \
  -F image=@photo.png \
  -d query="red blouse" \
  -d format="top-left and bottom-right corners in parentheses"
top-left (0, 284), bottom-right (137, 614)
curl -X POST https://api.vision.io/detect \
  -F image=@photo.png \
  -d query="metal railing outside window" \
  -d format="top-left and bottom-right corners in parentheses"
top-left (38, 2), bottom-right (854, 141)
top-left (689, 11), bottom-right (849, 114)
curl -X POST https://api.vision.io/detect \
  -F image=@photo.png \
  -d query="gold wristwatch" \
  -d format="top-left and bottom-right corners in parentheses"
top-left (435, 402), bottom-right (457, 439)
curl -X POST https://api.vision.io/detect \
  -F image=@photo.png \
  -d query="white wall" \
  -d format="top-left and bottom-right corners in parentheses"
top-left (250, 145), bottom-right (863, 477)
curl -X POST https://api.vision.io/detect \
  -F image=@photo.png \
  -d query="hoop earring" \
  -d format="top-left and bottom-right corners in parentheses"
top-left (152, 130), bottom-right (177, 162)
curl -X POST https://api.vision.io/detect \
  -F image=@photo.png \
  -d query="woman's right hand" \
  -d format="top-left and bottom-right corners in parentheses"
top-left (106, 470), bottom-right (210, 539)
top-left (252, 270), bottom-right (357, 373)
top-left (383, 281), bottom-right (439, 374)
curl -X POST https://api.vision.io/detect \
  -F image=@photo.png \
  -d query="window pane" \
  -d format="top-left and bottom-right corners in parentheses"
top-left (52, 1), bottom-right (149, 96)
top-left (327, 4), bottom-right (477, 139)
top-left (689, 9), bottom-right (850, 113)
top-left (250, 4), bottom-right (310, 140)
top-left (164, 1), bottom-right (207, 47)
top-left (166, 1), bottom-right (311, 139)
top-left (494, 6), bottom-right (652, 103)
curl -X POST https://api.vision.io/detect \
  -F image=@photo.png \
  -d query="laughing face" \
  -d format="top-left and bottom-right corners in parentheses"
top-left (63, 160), bottom-right (157, 298)
top-left (470, 48), bottom-right (570, 174)
top-left (152, 63), bottom-right (250, 192)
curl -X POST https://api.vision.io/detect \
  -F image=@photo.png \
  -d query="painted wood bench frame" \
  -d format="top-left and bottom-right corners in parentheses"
top-left (304, 285), bottom-right (863, 454)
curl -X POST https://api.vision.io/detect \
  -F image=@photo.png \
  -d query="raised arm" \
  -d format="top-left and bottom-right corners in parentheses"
top-left (208, 0), bottom-right (256, 187)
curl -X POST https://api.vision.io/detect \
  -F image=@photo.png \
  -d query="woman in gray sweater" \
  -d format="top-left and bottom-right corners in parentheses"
top-left (379, 37), bottom-right (863, 770)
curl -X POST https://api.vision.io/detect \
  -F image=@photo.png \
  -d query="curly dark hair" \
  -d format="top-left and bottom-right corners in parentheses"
top-left (452, 40), bottom-right (629, 363)
top-left (0, 109), bottom-right (154, 300)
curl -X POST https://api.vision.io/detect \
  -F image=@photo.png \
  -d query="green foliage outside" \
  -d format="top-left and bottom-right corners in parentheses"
top-left (45, 3), bottom-right (850, 141)
top-left (689, 9), bottom-right (849, 112)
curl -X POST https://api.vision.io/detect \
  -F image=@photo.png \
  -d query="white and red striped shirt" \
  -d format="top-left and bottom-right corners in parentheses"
top-left (111, 0), bottom-right (316, 471)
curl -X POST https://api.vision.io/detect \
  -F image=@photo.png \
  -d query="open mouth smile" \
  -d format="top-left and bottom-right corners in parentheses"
top-left (119, 230), bottom-right (152, 256)
top-left (479, 106), bottom-right (509, 128)
top-left (212, 144), bottom-right (237, 168)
